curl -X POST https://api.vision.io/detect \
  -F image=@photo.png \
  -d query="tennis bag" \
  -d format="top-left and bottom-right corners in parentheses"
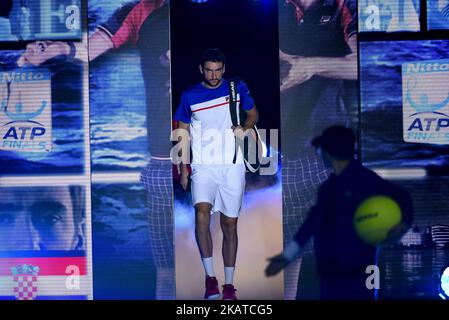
top-left (228, 78), bottom-right (264, 173)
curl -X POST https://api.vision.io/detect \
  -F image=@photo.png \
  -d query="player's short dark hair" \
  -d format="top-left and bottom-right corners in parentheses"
top-left (0, 0), bottom-right (13, 18)
top-left (200, 48), bottom-right (225, 67)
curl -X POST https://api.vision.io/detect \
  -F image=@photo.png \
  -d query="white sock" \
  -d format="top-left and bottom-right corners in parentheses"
top-left (202, 257), bottom-right (215, 277)
top-left (224, 267), bottom-right (235, 285)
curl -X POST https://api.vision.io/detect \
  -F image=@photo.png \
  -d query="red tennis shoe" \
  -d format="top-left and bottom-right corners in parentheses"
top-left (222, 284), bottom-right (237, 300)
top-left (204, 276), bottom-right (220, 299)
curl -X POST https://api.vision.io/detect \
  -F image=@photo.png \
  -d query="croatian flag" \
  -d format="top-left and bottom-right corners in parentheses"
top-left (0, 251), bottom-right (90, 300)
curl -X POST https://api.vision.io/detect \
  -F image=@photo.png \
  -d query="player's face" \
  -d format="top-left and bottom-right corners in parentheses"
top-left (200, 61), bottom-right (225, 88)
top-left (0, 187), bottom-right (79, 251)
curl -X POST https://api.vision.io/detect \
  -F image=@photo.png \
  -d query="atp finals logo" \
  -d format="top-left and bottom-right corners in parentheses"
top-left (0, 69), bottom-right (52, 152)
top-left (402, 59), bottom-right (449, 145)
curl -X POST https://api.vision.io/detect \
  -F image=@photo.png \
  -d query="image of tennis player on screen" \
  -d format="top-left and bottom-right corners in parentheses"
top-left (18, 0), bottom-right (174, 299)
top-left (278, 0), bottom-right (358, 299)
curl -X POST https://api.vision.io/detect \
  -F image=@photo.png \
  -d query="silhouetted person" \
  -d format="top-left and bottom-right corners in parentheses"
top-left (266, 126), bottom-right (414, 300)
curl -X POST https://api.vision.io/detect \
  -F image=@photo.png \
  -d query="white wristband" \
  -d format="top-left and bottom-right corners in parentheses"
top-left (73, 42), bottom-right (88, 63)
top-left (282, 240), bottom-right (302, 262)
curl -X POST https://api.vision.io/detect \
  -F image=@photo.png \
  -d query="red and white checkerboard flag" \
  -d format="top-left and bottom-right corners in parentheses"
top-left (11, 264), bottom-right (40, 300)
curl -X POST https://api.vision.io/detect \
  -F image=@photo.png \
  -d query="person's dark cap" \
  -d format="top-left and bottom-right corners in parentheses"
top-left (311, 126), bottom-right (356, 159)
top-left (0, 0), bottom-right (13, 18)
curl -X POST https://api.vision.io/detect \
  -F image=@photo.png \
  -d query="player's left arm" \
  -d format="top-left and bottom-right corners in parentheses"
top-left (242, 105), bottom-right (259, 131)
top-left (233, 81), bottom-right (259, 138)
top-left (234, 105), bottom-right (259, 140)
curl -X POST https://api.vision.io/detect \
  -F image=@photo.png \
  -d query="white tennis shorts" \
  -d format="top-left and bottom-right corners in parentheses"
top-left (191, 164), bottom-right (246, 218)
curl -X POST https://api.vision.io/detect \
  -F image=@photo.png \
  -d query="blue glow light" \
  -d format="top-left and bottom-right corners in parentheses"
top-left (440, 265), bottom-right (449, 299)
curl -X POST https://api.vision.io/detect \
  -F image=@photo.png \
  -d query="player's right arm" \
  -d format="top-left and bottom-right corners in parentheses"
top-left (177, 120), bottom-right (190, 191)
top-left (173, 90), bottom-right (192, 190)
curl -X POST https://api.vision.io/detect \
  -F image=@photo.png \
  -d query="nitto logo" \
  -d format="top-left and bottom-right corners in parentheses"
top-left (402, 59), bottom-right (449, 145)
top-left (0, 69), bottom-right (52, 152)
top-left (404, 73), bottom-right (449, 134)
top-left (406, 62), bottom-right (449, 73)
top-left (1, 72), bottom-right (48, 123)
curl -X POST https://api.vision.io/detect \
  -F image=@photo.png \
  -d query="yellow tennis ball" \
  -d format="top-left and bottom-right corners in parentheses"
top-left (353, 195), bottom-right (402, 246)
